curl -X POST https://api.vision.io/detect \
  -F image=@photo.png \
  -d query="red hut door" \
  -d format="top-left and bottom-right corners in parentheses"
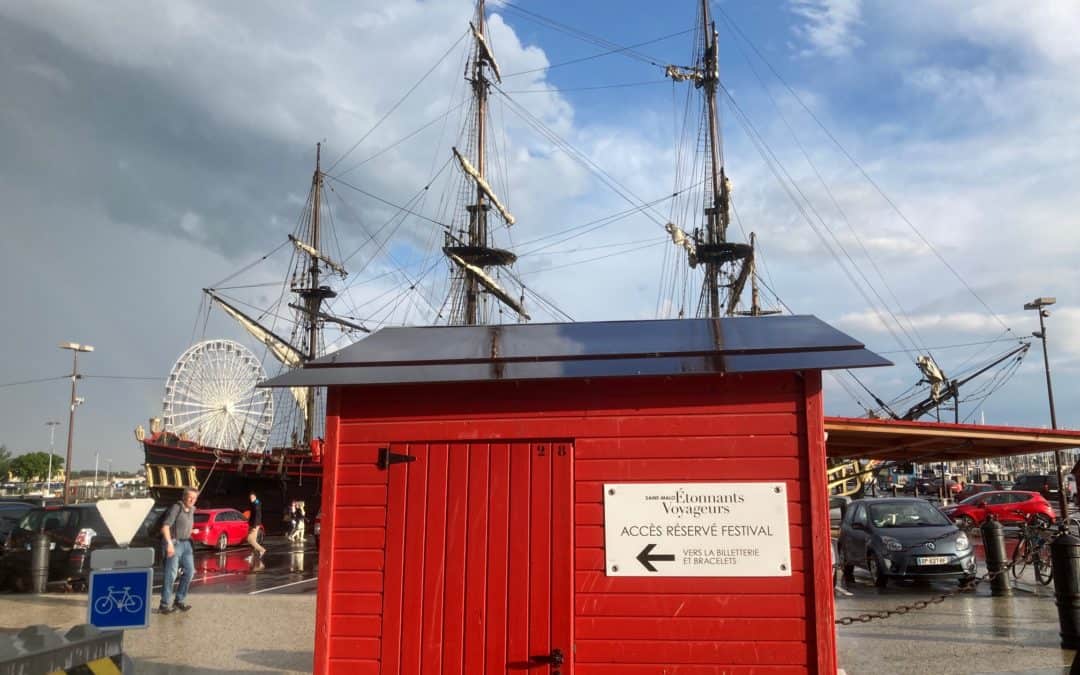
top-left (381, 441), bottom-right (573, 675)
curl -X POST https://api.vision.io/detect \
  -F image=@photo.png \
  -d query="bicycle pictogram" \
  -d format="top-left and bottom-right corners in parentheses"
top-left (93, 585), bottom-right (144, 615)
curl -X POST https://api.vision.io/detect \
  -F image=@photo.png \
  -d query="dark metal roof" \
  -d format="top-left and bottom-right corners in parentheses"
top-left (261, 316), bottom-right (890, 388)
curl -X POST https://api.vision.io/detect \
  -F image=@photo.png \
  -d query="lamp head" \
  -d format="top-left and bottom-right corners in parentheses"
top-left (1024, 297), bottom-right (1056, 310)
top-left (58, 342), bottom-right (95, 352)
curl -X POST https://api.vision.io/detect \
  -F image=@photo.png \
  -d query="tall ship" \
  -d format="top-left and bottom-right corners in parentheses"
top-left (137, 145), bottom-right (343, 532)
top-left (137, 0), bottom-right (529, 531)
top-left (137, 0), bottom-right (1038, 523)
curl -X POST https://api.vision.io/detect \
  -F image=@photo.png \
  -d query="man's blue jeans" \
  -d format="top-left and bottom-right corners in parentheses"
top-left (160, 539), bottom-right (194, 608)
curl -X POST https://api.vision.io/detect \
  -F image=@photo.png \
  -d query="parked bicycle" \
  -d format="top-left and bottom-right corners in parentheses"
top-left (1012, 514), bottom-right (1054, 586)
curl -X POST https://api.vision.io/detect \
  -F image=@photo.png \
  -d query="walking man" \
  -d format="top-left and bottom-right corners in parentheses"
top-left (246, 491), bottom-right (267, 561)
top-left (159, 487), bottom-right (197, 614)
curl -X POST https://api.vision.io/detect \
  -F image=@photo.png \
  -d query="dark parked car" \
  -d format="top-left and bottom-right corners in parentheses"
top-left (1, 503), bottom-right (165, 591)
top-left (829, 495), bottom-right (851, 528)
top-left (903, 478), bottom-right (960, 497)
top-left (837, 498), bottom-right (976, 587)
top-left (957, 483), bottom-right (994, 501)
top-left (1012, 474), bottom-right (1059, 501)
top-left (0, 502), bottom-right (34, 555)
top-left (942, 490), bottom-right (1054, 530)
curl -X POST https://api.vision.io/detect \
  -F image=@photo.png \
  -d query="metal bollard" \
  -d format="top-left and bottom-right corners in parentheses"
top-left (981, 517), bottom-right (1011, 597)
top-left (1051, 533), bottom-right (1080, 648)
top-left (30, 533), bottom-right (50, 594)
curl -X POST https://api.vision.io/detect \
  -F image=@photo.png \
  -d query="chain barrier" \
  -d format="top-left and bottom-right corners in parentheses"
top-left (835, 557), bottom-right (1017, 626)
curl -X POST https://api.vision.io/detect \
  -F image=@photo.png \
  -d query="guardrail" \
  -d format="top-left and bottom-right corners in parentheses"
top-left (0, 624), bottom-right (131, 675)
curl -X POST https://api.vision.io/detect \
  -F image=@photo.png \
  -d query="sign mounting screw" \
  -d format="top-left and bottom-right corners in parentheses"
top-left (611, 565), bottom-right (619, 572)
top-left (608, 488), bottom-right (615, 495)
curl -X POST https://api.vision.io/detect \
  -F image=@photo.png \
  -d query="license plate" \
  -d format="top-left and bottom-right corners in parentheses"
top-left (917, 556), bottom-right (949, 565)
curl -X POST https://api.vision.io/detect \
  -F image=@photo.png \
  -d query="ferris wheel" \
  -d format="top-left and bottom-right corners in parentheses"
top-left (162, 339), bottom-right (274, 452)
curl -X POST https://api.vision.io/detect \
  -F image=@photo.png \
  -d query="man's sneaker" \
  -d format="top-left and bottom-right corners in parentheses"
top-left (175, 602), bottom-right (192, 612)
top-left (158, 605), bottom-right (174, 614)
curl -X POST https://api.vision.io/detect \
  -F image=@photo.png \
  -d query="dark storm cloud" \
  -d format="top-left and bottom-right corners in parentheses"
top-left (0, 18), bottom-right (322, 259)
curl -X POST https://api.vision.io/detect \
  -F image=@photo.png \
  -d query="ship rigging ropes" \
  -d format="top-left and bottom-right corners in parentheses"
top-left (162, 339), bottom-right (274, 453)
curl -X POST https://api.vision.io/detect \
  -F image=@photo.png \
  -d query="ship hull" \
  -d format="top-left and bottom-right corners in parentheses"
top-left (142, 434), bottom-right (322, 535)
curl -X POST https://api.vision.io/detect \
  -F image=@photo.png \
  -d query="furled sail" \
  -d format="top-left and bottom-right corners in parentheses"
top-left (288, 235), bottom-right (347, 278)
top-left (452, 147), bottom-right (516, 226)
top-left (666, 222), bottom-right (698, 266)
top-left (207, 291), bottom-right (305, 368)
top-left (206, 290), bottom-right (310, 425)
top-left (447, 253), bottom-right (530, 320)
top-left (470, 22), bottom-right (502, 83)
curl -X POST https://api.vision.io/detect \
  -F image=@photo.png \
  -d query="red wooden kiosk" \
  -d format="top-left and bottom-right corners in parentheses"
top-left (265, 316), bottom-right (888, 674)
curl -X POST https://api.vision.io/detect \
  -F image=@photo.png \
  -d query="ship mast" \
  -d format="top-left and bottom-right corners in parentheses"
top-left (443, 0), bottom-right (528, 325)
top-left (468, 0), bottom-right (489, 325)
top-left (298, 144), bottom-right (330, 444)
top-left (203, 143), bottom-right (355, 451)
top-left (666, 0), bottom-right (768, 318)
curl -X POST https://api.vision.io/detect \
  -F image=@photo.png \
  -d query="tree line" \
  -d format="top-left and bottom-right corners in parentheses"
top-left (0, 445), bottom-right (64, 482)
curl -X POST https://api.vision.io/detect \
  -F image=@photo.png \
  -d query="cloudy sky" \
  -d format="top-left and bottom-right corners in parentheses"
top-left (2, 0), bottom-right (1079, 471)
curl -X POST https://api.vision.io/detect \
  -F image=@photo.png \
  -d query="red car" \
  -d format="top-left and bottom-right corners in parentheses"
top-left (942, 490), bottom-right (1055, 530)
top-left (191, 508), bottom-right (257, 550)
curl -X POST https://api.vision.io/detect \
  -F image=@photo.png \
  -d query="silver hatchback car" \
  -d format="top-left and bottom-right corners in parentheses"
top-left (837, 498), bottom-right (976, 587)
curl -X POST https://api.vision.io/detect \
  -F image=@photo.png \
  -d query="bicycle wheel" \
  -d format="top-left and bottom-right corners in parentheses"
top-left (1035, 543), bottom-right (1054, 585)
top-left (93, 596), bottom-right (113, 614)
top-left (1011, 538), bottom-right (1030, 579)
top-left (124, 594), bottom-right (144, 614)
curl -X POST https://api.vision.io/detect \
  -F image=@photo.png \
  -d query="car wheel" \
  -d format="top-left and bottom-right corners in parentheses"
top-left (868, 554), bottom-right (888, 587)
top-left (217, 533), bottom-right (229, 551)
top-left (956, 515), bottom-right (977, 531)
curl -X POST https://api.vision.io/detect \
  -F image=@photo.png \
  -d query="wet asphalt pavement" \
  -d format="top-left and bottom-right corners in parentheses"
top-left (150, 535), bottom-right (319, 597)
top-left (0, 534), bottom-right (319, 598)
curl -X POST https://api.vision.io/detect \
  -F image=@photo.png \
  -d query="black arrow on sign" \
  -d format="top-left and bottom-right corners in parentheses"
top-left (636, 543), bottom-right (675, 572)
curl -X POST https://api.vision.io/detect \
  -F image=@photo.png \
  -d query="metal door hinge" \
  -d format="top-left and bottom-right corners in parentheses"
top-left (377, 448), bottom-right (416, 469)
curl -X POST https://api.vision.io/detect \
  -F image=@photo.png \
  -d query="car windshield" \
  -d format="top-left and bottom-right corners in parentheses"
top-left (868, 502), bottom-right (951, 528)
top-left (194, 513), bottom-right (210, 523)
top-left (18, 509), bottom-right (74, 532)
top-left (959, 493), bottom-right (989, 505)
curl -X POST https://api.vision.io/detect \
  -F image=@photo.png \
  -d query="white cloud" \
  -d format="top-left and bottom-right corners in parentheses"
top-left (789, 0), bottom-right (863, 58)
top-left (4, 0), bottom-right (1080, 466)
top-left (836, 311), bottom-right (1008, 336)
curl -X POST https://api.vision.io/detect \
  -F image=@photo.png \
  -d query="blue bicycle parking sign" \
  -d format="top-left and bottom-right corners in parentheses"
top-left (89, 568), bottom-right (152, 630)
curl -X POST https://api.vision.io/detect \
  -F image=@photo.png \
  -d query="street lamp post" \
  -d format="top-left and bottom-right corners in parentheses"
top-left (1024, 298), bottom-right (1067, 524)
top-left (59, 342), bottom-right (93, 505)
top-left (45, 421), bottom-right (60, 496)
